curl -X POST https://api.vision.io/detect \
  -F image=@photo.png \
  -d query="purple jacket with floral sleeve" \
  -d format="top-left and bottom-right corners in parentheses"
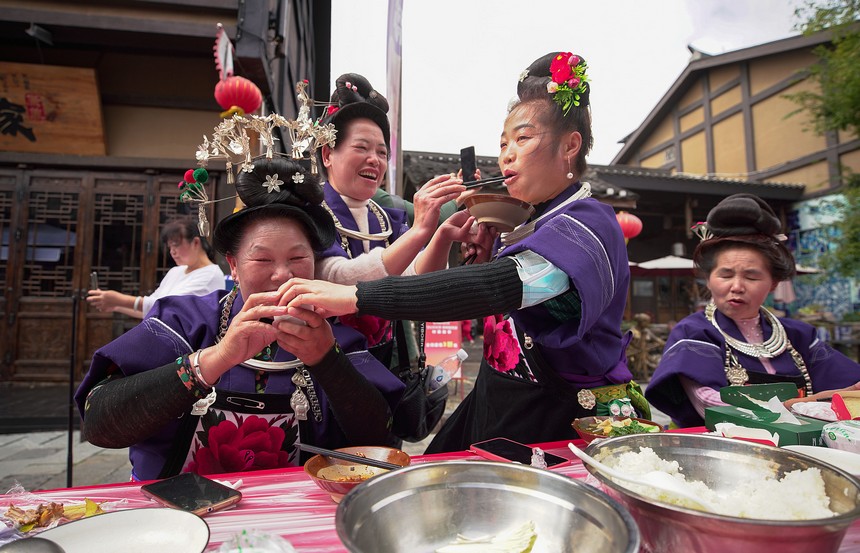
top-left (74, 290), bottom-right (405, 481)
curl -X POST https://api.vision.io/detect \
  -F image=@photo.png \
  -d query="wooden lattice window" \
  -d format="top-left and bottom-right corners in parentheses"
top-left (23, 178), bottom-right (80, 297)
top-left (91, 183), bottom-right (145, 296)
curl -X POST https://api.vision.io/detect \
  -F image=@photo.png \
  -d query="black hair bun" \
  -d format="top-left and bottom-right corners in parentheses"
top-left (234, 158), bottom-right (323, 209)
top-left (330, 73), bottom-right (389, 115)
top-left (517, 52), bottom-right (591, 107)
top-left (706, 193), bottom-right (781, 237)
top-left (323, 73), bottom-right (391, 151)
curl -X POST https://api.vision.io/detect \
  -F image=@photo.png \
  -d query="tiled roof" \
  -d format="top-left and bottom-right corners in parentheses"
top-left (592, 165), bottom-right (805, 189)
top-left (402, 151), bottom-right (633, 200)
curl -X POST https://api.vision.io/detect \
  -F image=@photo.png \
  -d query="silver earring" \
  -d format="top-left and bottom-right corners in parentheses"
top-left (566, 158), bottom-right (574, 180)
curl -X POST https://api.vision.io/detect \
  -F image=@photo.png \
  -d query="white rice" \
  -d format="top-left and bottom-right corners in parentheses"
top-left (607, 447), bottom-right (835, 520)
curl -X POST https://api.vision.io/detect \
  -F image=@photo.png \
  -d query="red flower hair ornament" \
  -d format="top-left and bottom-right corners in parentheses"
top-left (545, 53), bottom-right (589, 116)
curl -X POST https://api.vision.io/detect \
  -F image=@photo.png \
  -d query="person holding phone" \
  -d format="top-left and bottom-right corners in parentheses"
top-left (75, 117), bottom-right (405, 481)
top-left (280, 51), bottom-right (649, 453)
top-left (315, 72), bottom-right (483, 394)
top-left (86, 217), bottom-right (225, 318)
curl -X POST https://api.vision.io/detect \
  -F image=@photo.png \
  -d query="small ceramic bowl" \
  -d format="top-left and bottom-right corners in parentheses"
top-left (572, 416), bottom-right (663, 444)
top-left (304, 446), bottom-right (411, 503)
top-left (463, 193), bottom-right (535, 232)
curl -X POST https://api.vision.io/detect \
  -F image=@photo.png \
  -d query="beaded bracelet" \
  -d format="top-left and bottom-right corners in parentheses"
top-left (175, 355), bottom-right (211, 400)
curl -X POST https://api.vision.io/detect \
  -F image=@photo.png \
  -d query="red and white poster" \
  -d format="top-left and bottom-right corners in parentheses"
top-left (424, 321), bottom-right (462, 366)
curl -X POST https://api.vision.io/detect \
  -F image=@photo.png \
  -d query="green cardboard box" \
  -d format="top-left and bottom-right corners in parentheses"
top-left (704, 383), bottom-right (827, 446)
top-left (704, 406), bottom-right (828, 446)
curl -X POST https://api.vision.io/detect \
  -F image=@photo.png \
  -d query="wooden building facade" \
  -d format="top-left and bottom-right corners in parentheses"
top-left (0, 0), bottom-right (331, 383)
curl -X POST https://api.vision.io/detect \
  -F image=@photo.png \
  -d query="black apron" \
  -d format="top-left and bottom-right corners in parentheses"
top-left (425, 341), bottom-right (597, 454)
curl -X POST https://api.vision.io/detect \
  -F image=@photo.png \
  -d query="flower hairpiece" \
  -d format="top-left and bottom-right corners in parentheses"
top-left (691, 221), bottom-right (713, 242)
top-left (547, 53), bottom-right (589, 116)
top-left (263, 173), bottom-right (283, 193)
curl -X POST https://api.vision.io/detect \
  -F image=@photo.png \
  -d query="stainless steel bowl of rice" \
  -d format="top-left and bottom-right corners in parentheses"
top-left (335, 460), bottom-right (640, 553)
top-left (584, 433), bottom-right (860, 553)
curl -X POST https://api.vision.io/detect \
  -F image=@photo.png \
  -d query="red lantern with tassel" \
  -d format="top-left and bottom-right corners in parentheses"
top-left (616, 211), bottom-right (643, 244)
top-left (214, 75), bottom-right (263, 118)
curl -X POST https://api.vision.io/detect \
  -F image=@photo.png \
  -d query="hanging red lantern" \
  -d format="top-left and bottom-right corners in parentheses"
top-left (616, 211), bottom-right (643, 243)
top-left (214, 75), bottom-right (263, 118)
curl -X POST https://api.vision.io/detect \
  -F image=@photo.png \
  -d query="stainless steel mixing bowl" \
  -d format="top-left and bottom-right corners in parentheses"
top-left (584, 433), bottom-right (860, 553)
top-left (335, 460), bottom-right (639, 553)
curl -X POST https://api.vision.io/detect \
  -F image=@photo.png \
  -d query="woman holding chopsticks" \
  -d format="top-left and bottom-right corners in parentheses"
top-left (281, 51), bottom-right (649, 453)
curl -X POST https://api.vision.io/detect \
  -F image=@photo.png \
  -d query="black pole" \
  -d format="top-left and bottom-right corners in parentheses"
top-left (67, 292), bottom-right (79, 488)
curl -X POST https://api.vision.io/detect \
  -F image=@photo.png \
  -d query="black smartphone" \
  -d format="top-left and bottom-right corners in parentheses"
top-left (460, 146), bottom-right (477, 181)
top-left (470, 437), bottom-right (572, 468)
top-left (140, 472), bottom-right (242, 516)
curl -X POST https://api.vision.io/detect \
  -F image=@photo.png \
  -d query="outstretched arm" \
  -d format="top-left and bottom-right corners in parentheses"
top-left (282, 258), bottom-right (524, 322)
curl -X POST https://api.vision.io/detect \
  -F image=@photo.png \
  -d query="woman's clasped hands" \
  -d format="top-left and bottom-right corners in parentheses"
top-left (215, 285), bottom-right (336, 369)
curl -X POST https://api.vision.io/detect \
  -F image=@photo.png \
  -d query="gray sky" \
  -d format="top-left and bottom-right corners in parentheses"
top-left (330, 0), bottom-right (802, 165)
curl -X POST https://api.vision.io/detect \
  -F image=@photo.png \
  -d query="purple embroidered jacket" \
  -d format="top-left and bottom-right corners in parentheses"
top-left (500, 184), bottom-right (633, 386)
top-left (646, 309), bottom-right (860, 427)
top-left (319, 182), bottom-right (409, 260)
top-left (74, 290), bottom-right (405, 480)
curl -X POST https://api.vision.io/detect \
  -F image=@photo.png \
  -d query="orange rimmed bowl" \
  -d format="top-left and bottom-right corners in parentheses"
top-left (573, 416), bottom-right (663, 444)
top-left (463, 193), bottom-right (534, 232)
top-left (304, 446), bottom-right (410, 503)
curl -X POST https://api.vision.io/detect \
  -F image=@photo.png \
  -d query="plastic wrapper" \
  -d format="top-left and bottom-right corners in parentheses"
top-left (216, 530), bottom-right (297, 553)
top-left (823, 420), bottom-right (860, 453)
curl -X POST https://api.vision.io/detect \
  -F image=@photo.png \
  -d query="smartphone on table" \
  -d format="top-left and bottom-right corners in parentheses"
top-left (470, 437), bottom-right (572, 468)
top-left (140, 472), bottom-right (242, 516)
top-left (460, 146), bottom-right (477, 181)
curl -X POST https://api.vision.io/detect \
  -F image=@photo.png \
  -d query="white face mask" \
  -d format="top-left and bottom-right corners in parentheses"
top-left (512, 250), bottom-right (570, 308)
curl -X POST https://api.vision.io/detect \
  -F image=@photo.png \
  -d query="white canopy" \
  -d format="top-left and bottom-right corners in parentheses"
top-left (636, 255), bottom-right (695, 270)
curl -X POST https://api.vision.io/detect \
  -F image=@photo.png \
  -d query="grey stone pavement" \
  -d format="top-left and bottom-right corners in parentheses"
top-left (0, 339), bottom-right (667, 494)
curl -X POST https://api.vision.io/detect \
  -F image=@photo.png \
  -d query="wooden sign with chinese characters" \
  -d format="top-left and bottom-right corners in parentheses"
top-left (0, 62), bottom-right (106, 155)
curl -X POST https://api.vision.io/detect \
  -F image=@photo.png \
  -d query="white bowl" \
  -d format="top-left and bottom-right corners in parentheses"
top-left (463, 194), bottom-right (534, 232)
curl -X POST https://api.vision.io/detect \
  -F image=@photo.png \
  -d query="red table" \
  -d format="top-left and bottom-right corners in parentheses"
top-left (5, 433), bottom-right (860, 552)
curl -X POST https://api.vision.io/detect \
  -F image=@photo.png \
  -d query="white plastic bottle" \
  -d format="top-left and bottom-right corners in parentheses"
top-left (427, 349), bottom-right (469, 392)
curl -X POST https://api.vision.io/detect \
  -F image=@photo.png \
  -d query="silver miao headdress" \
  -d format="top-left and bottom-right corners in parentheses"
top-left (179, 80), bottom-right (337, 236)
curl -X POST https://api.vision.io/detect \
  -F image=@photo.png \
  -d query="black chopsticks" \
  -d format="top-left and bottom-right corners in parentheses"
top-left (462, 175), bottom-right (507, 189)
top-left (297, 443), bottom-right (403, 470)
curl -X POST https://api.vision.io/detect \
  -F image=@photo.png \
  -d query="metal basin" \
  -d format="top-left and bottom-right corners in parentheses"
top-left (585, 433), bottom-right (860, 553)
top-left (336, 460), bottom-right (639, 553)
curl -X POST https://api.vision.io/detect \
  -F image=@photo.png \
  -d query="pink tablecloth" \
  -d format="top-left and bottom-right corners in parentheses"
top-left (6, 434), bottom-right (860, 552)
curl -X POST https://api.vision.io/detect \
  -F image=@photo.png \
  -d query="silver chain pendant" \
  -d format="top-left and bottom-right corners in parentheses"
top-left (290, 388), bottom-right (309, 421)
top-left (291, 371), bottom-right (310, 420)
top-left (191, 390), bottom-right (217, 416)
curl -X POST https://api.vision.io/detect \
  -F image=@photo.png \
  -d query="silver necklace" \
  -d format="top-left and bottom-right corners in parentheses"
top-left (216, 287), bottom-right (323, 419)
top-left (706, 300), bottom-right (813, 394)
top-left (705, 301), bottom-right (787, 358)
top-left (291, 368), bottom-right (323, 422)
top-left (322, 199), bottom-right (392, 257)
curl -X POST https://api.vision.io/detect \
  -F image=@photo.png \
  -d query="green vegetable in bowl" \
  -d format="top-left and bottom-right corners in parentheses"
top-left (588, 417), bottom-right (661, 437)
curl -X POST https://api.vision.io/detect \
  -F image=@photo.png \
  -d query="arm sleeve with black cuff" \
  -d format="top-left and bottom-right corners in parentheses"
top-left (81, 362), bottom-right (198, 449)
top-left (355, 257), bottom-right (524, 322)
top-left (305, 344), bottom-right (392, 444)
